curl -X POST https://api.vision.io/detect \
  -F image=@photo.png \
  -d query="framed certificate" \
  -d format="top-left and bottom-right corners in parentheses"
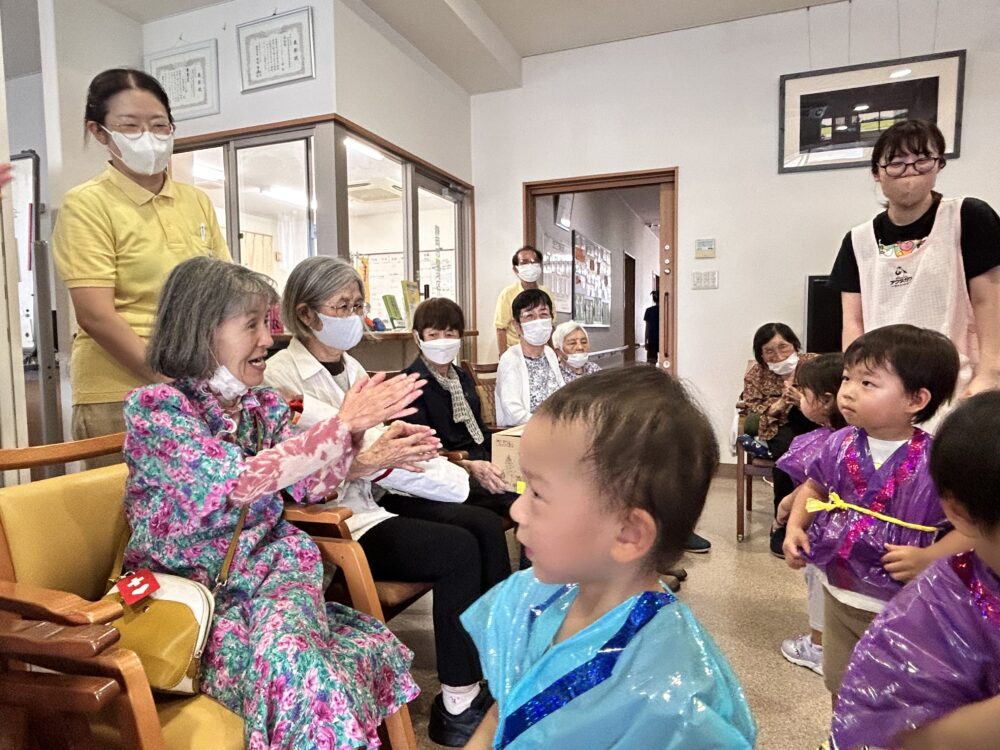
top-left (145, 39), bottom-right (220, 120)
top-left (237, 7), bottom-right (315, 93)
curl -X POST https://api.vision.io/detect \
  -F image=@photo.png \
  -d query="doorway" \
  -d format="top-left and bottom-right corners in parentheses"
top-left (524, 168), bottom-right (677, 372)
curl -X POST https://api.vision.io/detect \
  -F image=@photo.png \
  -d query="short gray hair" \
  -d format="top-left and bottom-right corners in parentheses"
top-left (281, 256), bottom-right (364, 339)
top-left (552, 319), bottom-right (587, 351)
top-left (148, 257), bottom-right (278, 379)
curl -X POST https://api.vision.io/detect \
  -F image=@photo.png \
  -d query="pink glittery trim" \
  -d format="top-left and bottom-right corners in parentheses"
top-left (950, 552), bottom-right (1000, 629)
top-left (836, 429), bottom-right (929, 560)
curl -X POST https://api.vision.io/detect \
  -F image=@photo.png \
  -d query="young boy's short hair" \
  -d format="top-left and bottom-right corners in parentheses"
top-left (795, 352), bottom-right (847, 429)
top-left (511, 288), bottom-right (553, 323)
top-left (930, 390), bottom-right (1000, 531)
top-left (536, 367), bottom-right (718, 570)
top-left (843, 324), bottom-right (959, 423)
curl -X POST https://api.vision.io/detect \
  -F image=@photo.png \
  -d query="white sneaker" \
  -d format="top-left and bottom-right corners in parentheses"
top-left (780, 633), bottom-right (823, 675)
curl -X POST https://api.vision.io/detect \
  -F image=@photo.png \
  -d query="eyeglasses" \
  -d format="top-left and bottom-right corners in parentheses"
top-left (106, 121), bottom-right (175, 140)
top-left (762, 342), bottom-right (794, 359)
top-left (879, 156), bottom-right (943, 178)
top-left (318, 302), bottom-right (365, 317)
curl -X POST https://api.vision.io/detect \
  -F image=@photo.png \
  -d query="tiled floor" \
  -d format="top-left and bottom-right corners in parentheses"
top-left (388, 476), bottom-right (830, 749)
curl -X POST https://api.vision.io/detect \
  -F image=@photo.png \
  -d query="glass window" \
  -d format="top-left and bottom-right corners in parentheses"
top-left (345, 138), bottom-right (405, 326)
top-left (171, 147), bottom-right (227, 238)
top-left (417, 185), bottom-right (458, 301)
top-left (235, 139), bottom-right (312, 292)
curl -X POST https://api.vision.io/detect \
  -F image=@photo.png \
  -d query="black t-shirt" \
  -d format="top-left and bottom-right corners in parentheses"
top-left (643, 304), bottom-right (659, 351)
top-left (829, 196), bottom-right (1000, 293)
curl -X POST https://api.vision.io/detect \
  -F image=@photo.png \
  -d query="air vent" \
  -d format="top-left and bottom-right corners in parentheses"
top-left (347, 176), bottom-right (402, 202)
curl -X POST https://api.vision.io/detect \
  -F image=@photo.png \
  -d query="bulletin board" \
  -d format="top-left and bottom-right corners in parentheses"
top-left (541, 231), bottom-right (572, 314)
top-left (572, 230), bottom-right (611, 327)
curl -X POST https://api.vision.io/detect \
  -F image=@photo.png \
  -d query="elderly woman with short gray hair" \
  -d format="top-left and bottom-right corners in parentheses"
top-left (552, 320), bottom-right (601, 383)
top-left (123, 256), bottom-right (433, 748)
top-left (265, 255), bottom-right (507, 746)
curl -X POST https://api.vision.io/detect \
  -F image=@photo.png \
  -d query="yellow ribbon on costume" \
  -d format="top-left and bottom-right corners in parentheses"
top-left (805, 492), bottom-right (938, 533)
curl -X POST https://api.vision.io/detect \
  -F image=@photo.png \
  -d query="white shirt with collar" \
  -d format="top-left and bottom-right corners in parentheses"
top-left (264, 338), bottom-right (469, 538)
top-left (495, 343), bottom-right (565, 427)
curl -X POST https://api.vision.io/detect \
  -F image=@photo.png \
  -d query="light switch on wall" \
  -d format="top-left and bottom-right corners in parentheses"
top-left (692, 270), bottom-right (719, 290)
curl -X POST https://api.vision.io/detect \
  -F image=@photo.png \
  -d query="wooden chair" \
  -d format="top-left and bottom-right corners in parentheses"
top-left (735, 416), bottom-right (775, 542)
top-left (461, 361), bottom-right (501, 432)
top-left (0, 434), bottom-right (417, 750)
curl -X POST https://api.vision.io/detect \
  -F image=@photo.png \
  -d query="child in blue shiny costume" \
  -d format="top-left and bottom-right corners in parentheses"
top-left (461, 367), bottom-right (757, 749)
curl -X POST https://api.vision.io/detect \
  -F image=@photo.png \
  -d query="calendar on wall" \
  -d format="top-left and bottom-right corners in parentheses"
top-left (571, 231), bottom-right (612, 327)
top-left (237, 7), bottom-right (315, 92)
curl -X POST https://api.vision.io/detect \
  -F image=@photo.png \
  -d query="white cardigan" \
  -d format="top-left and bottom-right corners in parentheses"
top-left (495, 344), bottom-right (565, 427)
top-left (264, 338), bottom-right (469, 538)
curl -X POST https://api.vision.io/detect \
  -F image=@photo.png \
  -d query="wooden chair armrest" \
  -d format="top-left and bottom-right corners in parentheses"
top-left (283, 502), bottom-right (354, 539)
top-left (311, 537), bottom-right (386, 623)
top-left (0, 617), bottom-right (121, 661)
top-left (0, 670), bottom-right (120, 713)
top-left (441, 450), bottom-right (468, 464)
top-left (0, 581), bottom-right (122, 626)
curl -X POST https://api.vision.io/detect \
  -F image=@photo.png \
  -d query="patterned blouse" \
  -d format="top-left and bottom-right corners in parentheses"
top-left (525, 353), bottom-right (563, 412)
top-left (735, 353), bottom-right (817, 440)
top-left (559, 360), bottom-right (601, 383)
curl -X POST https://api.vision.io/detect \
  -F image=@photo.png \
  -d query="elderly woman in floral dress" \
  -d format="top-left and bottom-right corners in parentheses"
top-left (122, 257), bottom-right (438, 749)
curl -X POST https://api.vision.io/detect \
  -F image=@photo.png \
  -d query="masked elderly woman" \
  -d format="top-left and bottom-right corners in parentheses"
top-left (264, 256), bottom-right (508, 747)
top-left (122, 256), bottom-right (431, 749)
top-left (552, 320), bottom-right (601, 383)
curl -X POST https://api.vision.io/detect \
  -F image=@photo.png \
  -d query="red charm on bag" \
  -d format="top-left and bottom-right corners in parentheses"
top-left (116, 569), bottom-right (161, 605)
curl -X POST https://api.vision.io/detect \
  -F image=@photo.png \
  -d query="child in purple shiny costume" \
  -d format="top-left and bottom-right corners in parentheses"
top-left (831, 391), bottom-right (1000, 750)
top-left (783, 325), bottom-right (975, 704)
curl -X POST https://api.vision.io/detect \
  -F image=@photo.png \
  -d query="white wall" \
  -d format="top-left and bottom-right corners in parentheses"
top-left (334, 0), bottom-right (472, 182)
top-left (471, 0), bottom-right (1000, 458)
top-left (5, 73), bottom-right (48, 204)
top-left (142, 0), bottom-right (336, 139)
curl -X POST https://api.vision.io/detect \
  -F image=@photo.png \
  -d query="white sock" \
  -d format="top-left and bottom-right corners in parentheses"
top-left (441, 683), bottom-right (480, 715)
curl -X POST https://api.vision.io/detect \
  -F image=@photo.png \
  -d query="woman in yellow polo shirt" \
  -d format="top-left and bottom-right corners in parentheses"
top-left (53, 69), bottom-right (230, 439)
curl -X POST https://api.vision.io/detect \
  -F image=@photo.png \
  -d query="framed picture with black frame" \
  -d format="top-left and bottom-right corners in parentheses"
top-left (779, 49), bottom-right (965, 173)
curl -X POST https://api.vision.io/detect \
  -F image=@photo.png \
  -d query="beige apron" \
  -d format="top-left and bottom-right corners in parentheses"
top-left (852, 197), bottom-right (977, 428)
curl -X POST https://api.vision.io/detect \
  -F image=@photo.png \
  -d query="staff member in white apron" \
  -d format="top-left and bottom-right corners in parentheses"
top-left (829, 119), bottom-right (1000, 401)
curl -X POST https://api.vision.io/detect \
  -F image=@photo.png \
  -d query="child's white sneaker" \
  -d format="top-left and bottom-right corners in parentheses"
top-left (780, 633), bottom-right (823, 675)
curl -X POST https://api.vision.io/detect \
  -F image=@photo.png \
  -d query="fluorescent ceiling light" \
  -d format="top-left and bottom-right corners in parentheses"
top-left (889, 68), bottom-right (911, 79)
top-left (192, 163), bottom-right (224, 181)
top-left (835, 125), bottom-right (849, 131)
top-left (557, 217), bottom-right (571, 229)
top-left (344, 137), bottom-right (384, 160)
top-left (260, 186), bottom-right (316, 210)
top-left (853, 104), bottom-right (870, 112)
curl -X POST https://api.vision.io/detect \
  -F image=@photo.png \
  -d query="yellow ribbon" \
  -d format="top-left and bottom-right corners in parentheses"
top-left (516, 480), bottom-right (526, 494)
top-left (805, 492), bottom-right (938, 533)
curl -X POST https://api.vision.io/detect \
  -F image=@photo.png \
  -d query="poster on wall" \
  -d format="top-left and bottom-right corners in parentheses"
top-left (145, 40), bottom-right (220, 120)
top-left (571, 231), bottom-right (612, 327)
top-left (237, 6), bottom-right (315, 92)
top-left (541, 232), bottom-right (572, 314)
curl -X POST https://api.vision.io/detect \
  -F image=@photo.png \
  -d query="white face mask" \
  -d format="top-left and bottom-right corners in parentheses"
top-left (314, 311), bottom-right (364, 351)
top-left (103, 127), bottom-right (174, 176)
top-left (208, 364), bottom-right (249, 403)
top-left (516, 263), bottom-right (542, 283)
top-left (417, 336), bottom-right (461, 366)
top-left (520, 318), bottom-right (552, 347)
top-left (566, 352), bottom-right (589, 369)
top-left (767, 352), bottom-right (799, 376)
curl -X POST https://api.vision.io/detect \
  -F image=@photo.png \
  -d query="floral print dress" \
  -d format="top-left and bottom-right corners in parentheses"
top-left (122, 379), bottom-right (418, 749)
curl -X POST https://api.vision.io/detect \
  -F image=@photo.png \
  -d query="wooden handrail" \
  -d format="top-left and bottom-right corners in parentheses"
top-left (0, 433), bottom-right (125, 471)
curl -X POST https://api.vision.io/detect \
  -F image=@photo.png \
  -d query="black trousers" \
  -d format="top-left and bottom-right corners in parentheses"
top-left (361, 494), bottom-right (513, 686)
top-left (769, 407), bottom-right (819, 514)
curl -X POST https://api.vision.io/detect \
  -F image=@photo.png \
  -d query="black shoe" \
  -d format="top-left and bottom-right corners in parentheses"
top-left (661, 574), bottom-right (681, 592)
top-left (665, 567), bottom-right (688, 581)
top-left (770, 524), bottom-right (786, 559)
top-left (428, 686), bottom-right (494, 747)
top-left (684, 533), bottom-right (711, 554)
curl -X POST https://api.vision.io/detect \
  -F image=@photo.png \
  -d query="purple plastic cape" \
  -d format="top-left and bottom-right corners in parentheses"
top-left (804, 426), bottom-right (948, 602)
top-left (775, 426), bottom-right (833, 485)
top-left (831, 551), bottom-right (1000, 749)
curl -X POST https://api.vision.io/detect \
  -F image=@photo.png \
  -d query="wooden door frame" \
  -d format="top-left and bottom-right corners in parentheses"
top-left (523, 167), bottom-right (678, 373)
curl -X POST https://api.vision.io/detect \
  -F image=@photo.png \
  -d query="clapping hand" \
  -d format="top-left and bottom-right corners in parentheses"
top-left (339, 372), bottom-right (425, 438)
top-left (347, 421), bottom-right (442, 479)
top-left (464, 460), bottom-right (508, 494)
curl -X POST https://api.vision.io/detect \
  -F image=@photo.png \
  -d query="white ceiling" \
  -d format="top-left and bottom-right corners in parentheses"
top-left (477, 0), bottom-right (841, 58)
top-left (97, 0), bottom-right (227, 23)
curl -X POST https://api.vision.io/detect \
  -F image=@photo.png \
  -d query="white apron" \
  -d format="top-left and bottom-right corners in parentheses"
top-left (852, 197), bottom-right (977, 425)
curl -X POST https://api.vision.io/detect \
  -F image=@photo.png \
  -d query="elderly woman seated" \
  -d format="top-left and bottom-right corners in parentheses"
top-left (552, 320), bottom-right (601, 383)
top-left (264, 256), bottom-right (508, 746)
top-left (122, 257), bottom-right (427, 748)
top-left (495, 289), bottom-right (564, 427)
top-left (402, 297), bottom-right (516, 517)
